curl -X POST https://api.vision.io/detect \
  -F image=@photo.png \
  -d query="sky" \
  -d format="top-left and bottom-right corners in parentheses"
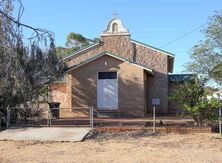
top-left (19, 0), bottom-right (222, 73)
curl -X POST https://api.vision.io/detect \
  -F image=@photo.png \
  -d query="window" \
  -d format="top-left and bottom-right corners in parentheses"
top-left (98, 72), bottom-right (117, 79)
top-left (112, 23), bottom-right (118, 32)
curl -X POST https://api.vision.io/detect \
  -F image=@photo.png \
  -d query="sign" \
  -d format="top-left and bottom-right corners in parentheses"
top-left (152, 99), bottom-right (160, 105)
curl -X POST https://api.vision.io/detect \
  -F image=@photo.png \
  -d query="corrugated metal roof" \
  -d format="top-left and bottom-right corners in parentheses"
top-left (169, 74), bottom-right (197, 83)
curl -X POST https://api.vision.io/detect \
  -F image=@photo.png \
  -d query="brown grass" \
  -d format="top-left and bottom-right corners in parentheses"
top-left (0, 131), bottom-right (222, 163)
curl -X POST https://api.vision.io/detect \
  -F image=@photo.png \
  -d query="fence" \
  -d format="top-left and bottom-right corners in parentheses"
top-left (47, 107), bottom-right (94, 128)
top-left (6, 107), bottom-right (48, 127)
top-left (6, 106), bottom-right (94, 128)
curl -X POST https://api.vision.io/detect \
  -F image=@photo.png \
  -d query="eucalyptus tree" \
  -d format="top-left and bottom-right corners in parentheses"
top-left (186, 11), bottom-right (222, 84)
top-left (56, 32), bottom-right (101, 57)
top-left (0, 0), bottom-right (63, 123)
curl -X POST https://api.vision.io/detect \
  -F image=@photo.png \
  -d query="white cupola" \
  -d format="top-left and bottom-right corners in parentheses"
top-left (101, 13), bottom-right (130, 36)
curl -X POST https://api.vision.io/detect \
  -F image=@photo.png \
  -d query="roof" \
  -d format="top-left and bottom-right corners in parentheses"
top-left (66, 51), bottom-right (154, 75)
top-left (169, 74), bottom-right (197, 83)
top-left (62, 39), bottom-right (175, 61)
top-left (130, 39), bottom-right (175, 57)
top-left (213, 90), bottom-right (222, 94)
top-left (62, 41), bottom-right (101, 60)
top-left (61, 38), bottom-right (175, 73)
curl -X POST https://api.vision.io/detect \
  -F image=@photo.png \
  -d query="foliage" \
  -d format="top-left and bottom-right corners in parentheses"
top-left (169, 79), bottom-right (220, 126)
top-left (56, 32), bottom-right (100, 57)
top-left (18, 109), bottom-right (32, 123)
top-left (185, 11), bottom-right (222, 84)
top-left (9, 109), bottom-right (18, 124)
top-left (65, 32), bottom-right (88, 48)
top-left (0, 0), bottom-right (63, 126)
top-left (56, 45), bottom-right (79, 58)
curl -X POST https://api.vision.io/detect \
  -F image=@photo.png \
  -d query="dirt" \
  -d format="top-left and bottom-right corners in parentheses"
top-left (0, 130), bottom-right (222, 163)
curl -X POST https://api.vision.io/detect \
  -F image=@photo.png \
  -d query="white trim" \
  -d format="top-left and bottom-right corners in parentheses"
top-left (130, 40), bottom-right (175, 58)
top-left (62, 42), bottom-right (101, 60)
top-left (131, 63), bottom-right (153, 73)
top-left (101, 33), bottom-right (130, 36)
top-left (105, 53), bottom-right (129, 63)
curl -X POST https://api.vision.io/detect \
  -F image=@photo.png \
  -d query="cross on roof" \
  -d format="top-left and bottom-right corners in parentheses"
top-left (113, 12), bottom-right (118, 19)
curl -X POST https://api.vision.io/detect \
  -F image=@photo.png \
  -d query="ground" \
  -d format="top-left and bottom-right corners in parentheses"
top-left (0, 131), bottom-right (222, 163)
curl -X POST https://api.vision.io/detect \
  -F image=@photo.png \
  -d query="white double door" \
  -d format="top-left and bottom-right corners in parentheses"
top-left (97, 79), bottom-right (118, 110)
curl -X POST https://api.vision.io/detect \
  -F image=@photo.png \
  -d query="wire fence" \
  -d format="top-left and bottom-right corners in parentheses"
top-left (6, 106), bottom-right (94, 128)
top-left (4, 106), bottom-right (221, 134)
top-left (47, 107), bottom-right (94, 128)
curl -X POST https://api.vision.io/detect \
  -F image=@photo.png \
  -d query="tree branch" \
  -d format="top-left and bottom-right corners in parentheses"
top-left (0, 9), bottom-right (54, 39)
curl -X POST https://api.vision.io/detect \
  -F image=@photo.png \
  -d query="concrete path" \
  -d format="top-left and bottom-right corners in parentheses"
top-left (0, 127), bottom-right (91, 142)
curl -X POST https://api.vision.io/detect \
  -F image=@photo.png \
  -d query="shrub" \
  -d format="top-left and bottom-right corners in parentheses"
top-left (169, 79), bottom-right (220, 126)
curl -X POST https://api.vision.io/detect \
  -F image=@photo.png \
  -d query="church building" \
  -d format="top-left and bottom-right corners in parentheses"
top-left (50, 16), bottom-right (177, 117)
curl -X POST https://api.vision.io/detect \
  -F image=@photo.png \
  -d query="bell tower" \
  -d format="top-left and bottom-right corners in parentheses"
top-left (101, 13), bottom-right (130, 36)
top-left (100, 14), bottom-right (132, 61)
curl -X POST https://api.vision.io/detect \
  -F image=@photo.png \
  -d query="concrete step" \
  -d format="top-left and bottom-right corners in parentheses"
top-left (96, 110), bottom-right (123, 118)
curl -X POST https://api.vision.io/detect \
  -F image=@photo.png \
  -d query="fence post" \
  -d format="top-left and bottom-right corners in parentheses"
top-left (47, 107), bottom-right (49, 126)
top-left (91, 106), bottom-right (94, 129)
top-left (89, 107), bottom-right (92, 127)
top-left (6, 106), bottom-right (10, 128)
top-left (49, 110), bottom-right (52, 127)
top-left (219, 108), bottom-right (221, 135)
top-left (47, 107), bottom-right (52, 127)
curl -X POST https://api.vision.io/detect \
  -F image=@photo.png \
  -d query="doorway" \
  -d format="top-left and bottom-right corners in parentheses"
top-left (97, 72), bottom-right (118, 110)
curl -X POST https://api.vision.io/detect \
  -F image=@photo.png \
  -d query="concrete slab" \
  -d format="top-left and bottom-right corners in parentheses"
top-left (0, 127), bottom-right (91, 142)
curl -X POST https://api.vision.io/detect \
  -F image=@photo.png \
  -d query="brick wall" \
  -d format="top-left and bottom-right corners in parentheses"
top-left (68, 55), bottom-right (145, 117)
top-left (132, 43), bottom-right (169, 113)
top-left (66, 36), bottom-right (132, 67)
top-left (62, 34), bottom-right (170, 115)
top-left (49, 83), bottom-right (73, 118)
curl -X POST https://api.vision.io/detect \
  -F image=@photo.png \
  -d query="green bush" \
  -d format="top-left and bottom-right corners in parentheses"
top-left (169, 79), bottom-right (220, 126)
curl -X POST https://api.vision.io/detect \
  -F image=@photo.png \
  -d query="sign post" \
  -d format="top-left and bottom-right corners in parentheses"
top-left (152, 99), bottom-right (160, 133)
top-left (219, 108), bottom-right (222, 135)
top-left (6, 106), bottom-right (10, 128)
top-left (153, 105), bottom-right (156, 133)
top-left (217, 93), bottom-right (222, 136)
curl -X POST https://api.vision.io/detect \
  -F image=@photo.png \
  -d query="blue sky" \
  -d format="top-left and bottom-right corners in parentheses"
top-left (20, 0), bottom-right (222, 73)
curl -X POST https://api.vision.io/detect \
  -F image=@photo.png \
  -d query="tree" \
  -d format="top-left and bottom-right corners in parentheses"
top-left (65, 32), bottom-right (88, 48)
top-left (0, 0), bottom-right (63, 125)
top-left (169, 79), bottom-right (220, 126)
top-left (56, 32), bottom-right (100, 57)
top-left (185, 11), bottom-right (222, 84)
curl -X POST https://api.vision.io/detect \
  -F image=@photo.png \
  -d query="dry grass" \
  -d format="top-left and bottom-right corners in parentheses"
top-left (0, 131), bottom-right (222, 163)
